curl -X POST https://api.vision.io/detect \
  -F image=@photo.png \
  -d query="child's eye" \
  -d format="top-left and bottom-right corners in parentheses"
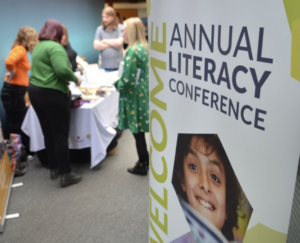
top-left (189, 164), bottom-right (198, 170)
top-left (210, 174), bottom-right (220, 183)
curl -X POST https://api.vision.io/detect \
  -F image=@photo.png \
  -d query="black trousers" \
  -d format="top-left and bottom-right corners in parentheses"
top-left (1, 82), bottom-right (31, 154)
top-left (28, 84), bottom-right (72, 174)
top-left (132, 132), bottom-right (148, 164)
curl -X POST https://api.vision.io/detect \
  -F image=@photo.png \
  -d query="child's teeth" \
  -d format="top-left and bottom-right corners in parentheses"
top-left (200, 199), bottom-right (212, 209)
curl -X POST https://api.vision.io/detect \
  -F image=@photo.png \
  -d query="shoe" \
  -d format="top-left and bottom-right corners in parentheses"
top-left (60, 172), bottom-right (82, 187)
top-left (27, 155), bottom-right (34, 162)
top-left (50, 168), bottom-right (60, 180)
top-left (15, 161), bottom-right (28, 177)
top-left (115, 127), bottom-right (123, 139)
top-left (107, 146), bottom-right (117, 156)
top-left (127, 161), bottom-right (147, 176)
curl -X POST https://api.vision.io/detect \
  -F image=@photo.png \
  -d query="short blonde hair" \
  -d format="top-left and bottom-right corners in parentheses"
top-left (102, 6), bottom-right (118, 29)
top-left (13, 26), bottom-right (39, 53)
top-left (61, 24), bottom-right (69, 46)
top-left (123, 17), bottom-right (148, 53)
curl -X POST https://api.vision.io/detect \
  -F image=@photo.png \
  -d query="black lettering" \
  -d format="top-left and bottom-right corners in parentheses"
top-left (220, 95), bottom-right (228, 114)
top-left (186, 84), bottom-right (193, 100)
top-left (185, 24), bottom-right (196, 50)
top-left (177, 80), bottom-right (184, 95)
top-left (250, 68), bottom-right (271, 99)
top-left (178, 52), bottom-right (181, 74)
top-left (193, 56), bottom-right (202, 80)
top-left (182, 53), bottom-right (192, 76)
top-left (241, 105), bottom-right (253, 125)
top-left (257, 28), bottom-right (273, 63)
top-left (170, 23), bottom-right (183, 47)
top-left (169, 52), bottom-right (176, 72)
top-left (228, 99), bottom-right (239, 120)
top-left (194, 86), bottom-right (201, 101)
top-left (218, 25), bottom-right (232, 55)
top-left (204, 58), bottom-right (216, 84)
top-left (202, 89), bottom-right (209, 106)
top-left (217, 62), bottom-right (231, 89)
top-left (169, 78), bottom-right (176, 93)
top-left (233, 27), bottom-right (253, 60)
top-left (199, 24), bottom-right (214, 52)
top-left (211, 92), bottom-right (219, 110)
top-left (232, 65), bottom-right (248, 94)
top-left (254, 108), bottom-right (267, 131)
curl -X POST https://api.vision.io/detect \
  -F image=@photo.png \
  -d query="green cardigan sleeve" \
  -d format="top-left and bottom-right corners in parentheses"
top-left (49, 45), bottom-right (78, 83)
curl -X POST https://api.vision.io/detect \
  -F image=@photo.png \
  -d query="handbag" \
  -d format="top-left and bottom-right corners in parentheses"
top-left (6, 133), bottom-right (28, 176)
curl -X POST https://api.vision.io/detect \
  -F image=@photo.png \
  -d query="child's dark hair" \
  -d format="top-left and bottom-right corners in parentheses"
top-left (172, 134), bottom-right (241, 241)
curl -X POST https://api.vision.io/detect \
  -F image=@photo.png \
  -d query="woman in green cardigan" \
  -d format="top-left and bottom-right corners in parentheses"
top-left (115, 17), bottom-right (149, 175)
top-left (28, 19), bottom-right (82, 187)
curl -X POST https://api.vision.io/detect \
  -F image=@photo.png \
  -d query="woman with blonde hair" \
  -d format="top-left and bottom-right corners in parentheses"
top-left (1, 26), bottom-right (39, 156)
top-left (114, 17), bottom-right (149, 175)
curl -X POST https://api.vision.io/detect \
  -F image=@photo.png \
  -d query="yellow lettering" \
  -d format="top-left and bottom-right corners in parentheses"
top-left (150, 190), bottom-right (168, 235)
top-left (150, 220), bottom-right (164, 243)
top-left (150, 57), bottom-right (167, 111)
top-left (150, 186), bottom-right (168, 211)
top-left (150, 146), bottom-right (167, 183)
top-left (151, 22), bottom-right (167, 53)
top-left (150, 109), bottom-right (167, 152)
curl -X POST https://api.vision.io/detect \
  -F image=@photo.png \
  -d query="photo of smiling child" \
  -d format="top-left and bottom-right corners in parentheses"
top-left (171, 134), bottom-right (252, 243)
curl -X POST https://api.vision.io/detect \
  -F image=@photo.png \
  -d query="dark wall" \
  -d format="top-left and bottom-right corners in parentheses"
top-left (0, 0), bottom-right (105, 137)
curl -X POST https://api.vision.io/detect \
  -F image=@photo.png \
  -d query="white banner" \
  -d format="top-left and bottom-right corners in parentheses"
top-left (148, 1), bottom-right (300, 242)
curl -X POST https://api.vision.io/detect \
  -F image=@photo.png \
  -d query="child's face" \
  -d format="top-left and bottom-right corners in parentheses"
top-left (181, 136), bottom-right (227, 230)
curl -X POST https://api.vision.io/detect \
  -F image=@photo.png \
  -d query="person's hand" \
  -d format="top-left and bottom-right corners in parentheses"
top-left (76, 77), bottom-right (82, 87)
top-left (3, 72), bottom-right (9, 82)
top-left (4, 70), bottom-right (15, 82)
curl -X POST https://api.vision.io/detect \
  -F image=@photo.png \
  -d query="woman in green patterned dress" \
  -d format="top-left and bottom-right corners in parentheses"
top-left (114, 17), bottom-right (149, 175)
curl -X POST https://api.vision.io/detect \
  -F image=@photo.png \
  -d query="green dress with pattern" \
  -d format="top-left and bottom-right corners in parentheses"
top-left (114, 42), bottom-right (149, 133)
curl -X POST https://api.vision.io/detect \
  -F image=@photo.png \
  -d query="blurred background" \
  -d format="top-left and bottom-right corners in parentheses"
top-left (0, 0), bottom-right (147, 137)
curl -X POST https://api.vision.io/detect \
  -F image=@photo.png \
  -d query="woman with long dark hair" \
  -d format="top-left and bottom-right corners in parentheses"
top-left (61, 24), bottom-right (78, 72)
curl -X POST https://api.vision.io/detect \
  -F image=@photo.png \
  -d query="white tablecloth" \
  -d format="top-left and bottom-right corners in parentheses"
top-left (21, 91), bottom-right (119, 168)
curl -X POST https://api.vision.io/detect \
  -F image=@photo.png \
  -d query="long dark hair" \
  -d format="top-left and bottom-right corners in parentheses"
top-left (39, 19), bottom-right (64, 43)
top-left (172, 134), bottom-right (241, 241)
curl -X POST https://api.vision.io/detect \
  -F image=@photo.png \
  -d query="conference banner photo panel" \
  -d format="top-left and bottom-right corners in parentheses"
top-left (148, 0), bottom-right (300, 242)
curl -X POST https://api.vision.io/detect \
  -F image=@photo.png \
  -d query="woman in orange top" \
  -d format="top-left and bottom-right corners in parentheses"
top-left (1, 26), bottom-right (39, 155)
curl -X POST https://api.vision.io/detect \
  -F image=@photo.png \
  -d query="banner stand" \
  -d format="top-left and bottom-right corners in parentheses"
top-left (0, 149), bottom-right (15, 233)
top-left (148, 1), bottom-right (300, 242)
